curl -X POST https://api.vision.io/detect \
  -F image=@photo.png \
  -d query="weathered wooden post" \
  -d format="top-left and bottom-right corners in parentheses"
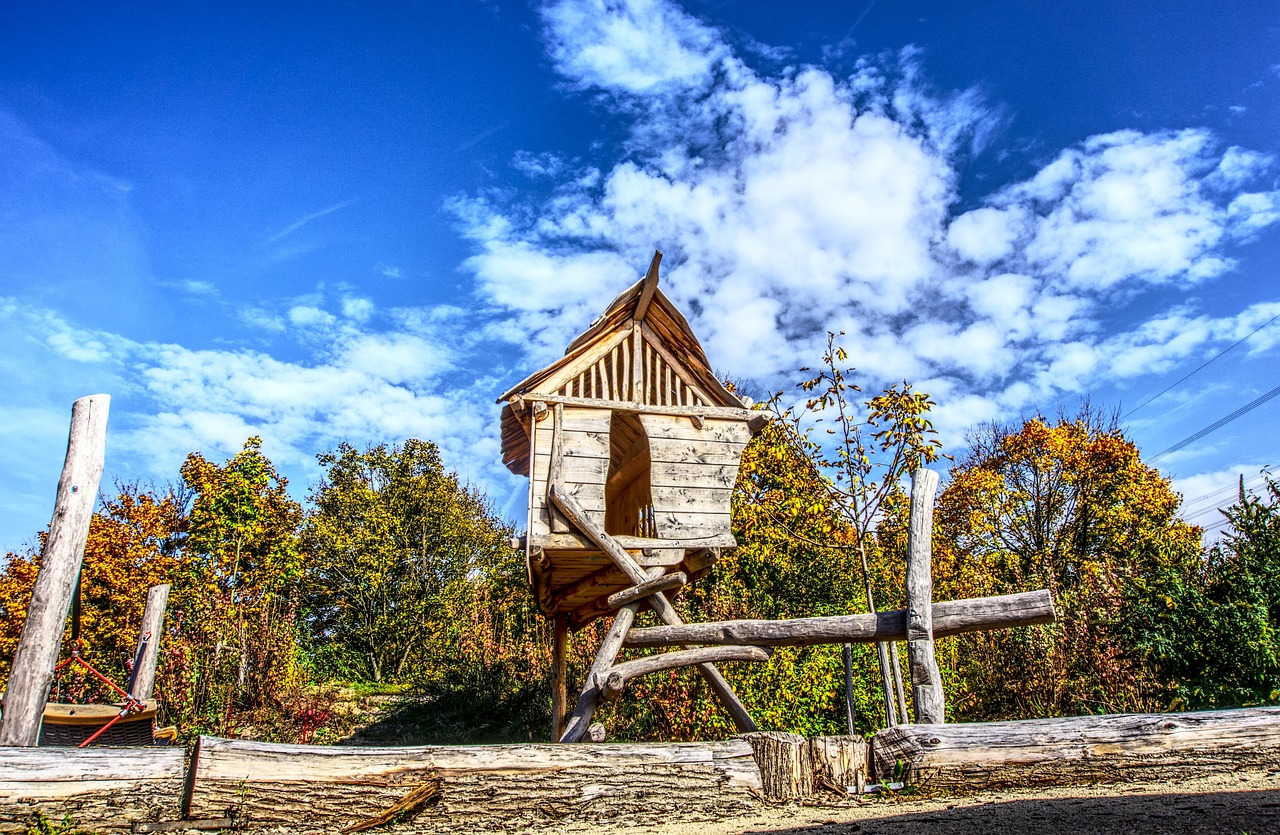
top-left (551, 613), bottom-right (568, 741)
top-left (0, 394), bottom-right (110, 746)
top-left (131, 583), bottom-right (170, 701)
top-left (905, 468), bottom-right (944, 724)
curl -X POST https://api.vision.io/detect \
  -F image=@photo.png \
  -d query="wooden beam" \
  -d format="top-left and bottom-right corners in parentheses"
top-left (622, 589), bottom-right (1056, 648)
top-left (601, 645), bottom-right (771, 701)
top-left (905, 468), bottom-right (943, 724)
top-left (547, 402), bottom-right (568, 534)
top-left (872, 706), bottom-right (1280, 789)
top-left (634, 250), bottom-right (662, 323)
top-left (606, 572), bottom-right (687, 609)
top-left (0, 394), bottom-right (110, 747)
top-left (549, 485), bottom-right (759, 733)
top-left (560, 565), bottom-right (666, 742)
top-left (551, 613), bottom-right (568, 742)
top-left (131, 583), bottom-right (170, 702)
top-left (522, 394), bottom-right (754, 421)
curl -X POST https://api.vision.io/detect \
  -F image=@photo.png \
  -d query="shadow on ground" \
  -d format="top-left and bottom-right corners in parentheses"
top-left (744, 789), bottom-right (1280, 835)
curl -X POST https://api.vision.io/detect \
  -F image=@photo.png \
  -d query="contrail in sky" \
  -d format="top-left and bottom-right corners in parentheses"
top-left (267, 197), bottom-right (360, 244)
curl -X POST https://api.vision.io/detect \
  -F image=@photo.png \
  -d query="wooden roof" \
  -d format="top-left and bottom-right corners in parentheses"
top-left (497, 251), bottom-right (748, 475)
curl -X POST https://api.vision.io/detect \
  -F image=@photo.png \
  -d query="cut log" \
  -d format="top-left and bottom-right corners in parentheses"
top-left (550, 486), bottom-right (759, 733)
top-left (606, 572), bottom-right (687, 609)
top-left (131, 583), bottom-right (170, 702)
top-left (872, 706), bottom-right (1280, 789)
top-left (905, 468), bottom-right (943, 724)
top-left (0, 394), bottom-right (110, 747)
top-left (624, 589), bottom-right (1055, 648)
top-left (809, 736), bottom-right (869, 796)
top-left (551, 613), bottom-right (568, 742)
top-left (741, 732), bottom-right (811, 801)
top-left (0, 745), bottom-right (183, 834)
top-left (185, 735), bottom-right (763, 829)
top-left (601, 646), bottom-right (772, 701)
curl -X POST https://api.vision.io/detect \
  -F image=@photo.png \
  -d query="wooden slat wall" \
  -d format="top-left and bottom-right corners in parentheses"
top-left (529, 408), bottom-right (610, 539)
top-left (642, 415), bottom-right (750, 540)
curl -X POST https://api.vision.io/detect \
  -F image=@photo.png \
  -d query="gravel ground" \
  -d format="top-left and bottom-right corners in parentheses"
top-left (550, 768), bottom-right (1280, 835)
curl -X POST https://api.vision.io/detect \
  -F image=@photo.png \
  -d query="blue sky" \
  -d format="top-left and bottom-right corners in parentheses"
top-left (1, 0), bottom-right (1278, 552)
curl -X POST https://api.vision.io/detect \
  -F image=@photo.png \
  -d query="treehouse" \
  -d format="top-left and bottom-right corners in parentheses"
top-left (498, 251), bottom-right (767, 629)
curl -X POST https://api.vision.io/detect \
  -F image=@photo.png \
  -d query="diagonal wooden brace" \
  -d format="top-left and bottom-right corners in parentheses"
top-left (550, 485), bottom-right (760, 733)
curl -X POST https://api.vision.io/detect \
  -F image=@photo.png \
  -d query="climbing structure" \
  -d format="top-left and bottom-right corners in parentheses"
top-left (498, 251), bottom-right (769, 740)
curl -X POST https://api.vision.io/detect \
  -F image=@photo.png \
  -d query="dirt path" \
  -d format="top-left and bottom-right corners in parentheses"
top-left (551, 769), bottom-right (1280, 835)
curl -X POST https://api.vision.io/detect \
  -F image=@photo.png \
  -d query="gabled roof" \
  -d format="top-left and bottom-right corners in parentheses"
top-left (496, 251), bottom-right (747, 475)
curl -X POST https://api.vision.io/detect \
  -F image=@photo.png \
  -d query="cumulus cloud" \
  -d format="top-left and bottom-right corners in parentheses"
top-left (452, 0), bottom-right (1280, 453)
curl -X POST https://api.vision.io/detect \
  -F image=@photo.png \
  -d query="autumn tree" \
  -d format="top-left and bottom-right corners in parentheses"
top-left (301, 440), bottom-right (518, 684)
top-left (171, 437), bottom-right (304, 732)
top-left (767, 332), bottom-right (943, 729)
top-left (932, 408), bottom-right (1200, 718)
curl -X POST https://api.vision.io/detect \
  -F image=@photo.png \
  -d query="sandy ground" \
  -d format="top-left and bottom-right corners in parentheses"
top-left (553, 769), bottom-right (1280, 835)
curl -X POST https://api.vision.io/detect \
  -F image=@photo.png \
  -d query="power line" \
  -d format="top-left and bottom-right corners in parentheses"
top-left (1150, 382), bottom-right (1280, 462)
top-left (1123, 313), bottom-right (1280, 419)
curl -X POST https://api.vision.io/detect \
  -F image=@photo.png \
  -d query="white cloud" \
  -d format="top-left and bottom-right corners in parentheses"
top-left (450, 0), bottom-right (1280, 452)
top-left (341, 296), bottom-right (375, 322)
top-left (540, 0), bottom-right (729, 93)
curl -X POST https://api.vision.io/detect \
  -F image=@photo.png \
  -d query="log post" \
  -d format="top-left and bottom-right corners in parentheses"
top-left (559, 567), bottom-right (664, 742)
top-left (551, 613), bottom-right (568, 742)
top-left (742, 732), bottom-right (812, 800)
top-left (0, 394), bottom-right (109, 747)
top-left (549, 486), bottom-right (759, 732)
top-left (131, 583), bottom-right (170, 701)
top-left (905, 468), bottom-right (944, 724)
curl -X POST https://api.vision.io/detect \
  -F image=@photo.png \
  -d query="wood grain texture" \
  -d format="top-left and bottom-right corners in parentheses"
top-left (0, 395), bottom-right (110, 747)
top-left (132, 584), bottom-right (170, 701)
top-left (624, 590), bottom-right (1056, 648)
top-left (872, 707), bottom-right (1280, 789)
top-left (905, 468), bottom-right (943, 724)
top-left (187, 736), bottom-right (762, 829)
top-left (0, 746), bottom-right (183, 835)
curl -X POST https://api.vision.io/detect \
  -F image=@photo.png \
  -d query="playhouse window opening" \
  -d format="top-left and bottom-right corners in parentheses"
top-left (605, 411), bottom-right (654, 537)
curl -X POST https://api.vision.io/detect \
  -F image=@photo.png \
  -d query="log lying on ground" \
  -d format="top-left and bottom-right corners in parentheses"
top-left (0, 746), bottom-right (184, 834)
top-left (624, 590), bottom-right (1054, 648)
top-left (873, 706), bottom-right (1280, 790)
top-left (185, 735), bottom-right (762, 831)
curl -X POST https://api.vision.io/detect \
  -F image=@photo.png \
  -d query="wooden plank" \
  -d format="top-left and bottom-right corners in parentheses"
top-left (648, 461), bottom-right (740, 489)
top-left (531, 328), bottom-right (632, 401)
top-left (522, 394), bottom-right (754, 422)
top-left (532, 452), bottom-right (609, 483)
top-left (0, 394), bottom-right (110, 747)
top-left (640, 414), bottom-right (752, 444)
top-left (634, 250), bottom-right (662, 323)
top-left (549, 487), bottom-right (758, 734)
top-left (132, 584), bottom-right (170, 702)
top-left (187, 735), bottom-right (763, 826)
top-left (905, 468), bottom-right (943, 724)
top-left (623, 589), bottom-right (1056, 648)
top-left (872, 707), bottom-right (1280, 789)
top-left (527, 532), bottom-right (736, 552)
top-left (647, 442), bottom-right (749, 465)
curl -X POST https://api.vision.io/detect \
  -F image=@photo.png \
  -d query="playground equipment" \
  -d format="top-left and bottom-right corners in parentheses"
top-left (498, 252), bottom-right (1057, 742)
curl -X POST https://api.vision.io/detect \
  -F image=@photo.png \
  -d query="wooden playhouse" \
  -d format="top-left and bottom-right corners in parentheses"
top-left (497, 252), bottom-right (768, 634)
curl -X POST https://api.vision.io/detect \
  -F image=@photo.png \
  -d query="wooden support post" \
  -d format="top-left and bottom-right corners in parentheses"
top-left (547, 403), bottom-right (568, 533)
top-left (905, 468), bottom-right (944, 724)
top-left (551, 613), bottom-right (568, 742)
top-left (0, 394), bottom-right (109, 747)
top-left (131, 583), bottom-right (170, 702)
top-left (559, 567), bottom-right (664, 743)
top-left (550, 486), bottom-right (759, 733)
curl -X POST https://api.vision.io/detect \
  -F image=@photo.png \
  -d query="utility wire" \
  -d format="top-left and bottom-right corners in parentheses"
top-left (1150, 382), bottom-right (1280, 462)
top-left (1123, 313), bottom-right (1280, 419)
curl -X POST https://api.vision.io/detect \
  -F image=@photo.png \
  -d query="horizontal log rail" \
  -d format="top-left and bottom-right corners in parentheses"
top-left (600, 645), bottom-right (772, 701)
top-left (623, 590), bottom-right (1054, 648)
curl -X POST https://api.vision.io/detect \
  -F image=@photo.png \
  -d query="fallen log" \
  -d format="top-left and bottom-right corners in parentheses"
top-left (623, 589), bottom-right (1054, 648)
top-left (185, 735), bottom-right (762, 830)
top-left (0, 745), bottom-right (184, 834)
top-left (873, 706), bottom-right (1280, 789)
